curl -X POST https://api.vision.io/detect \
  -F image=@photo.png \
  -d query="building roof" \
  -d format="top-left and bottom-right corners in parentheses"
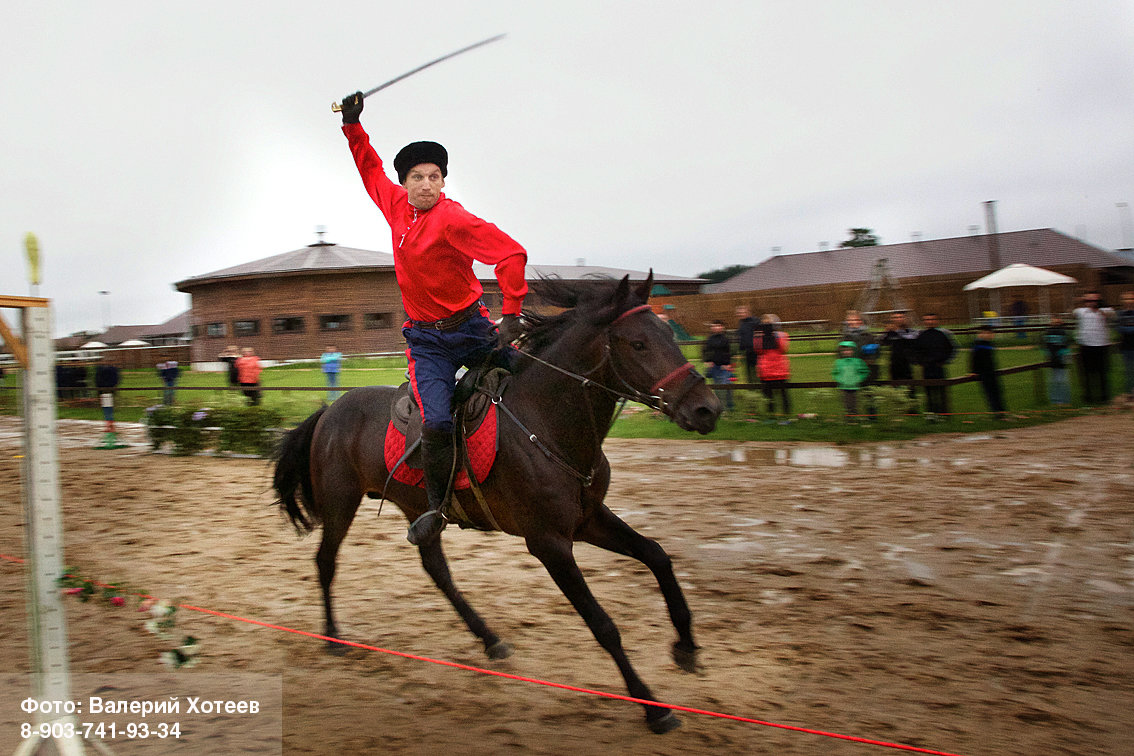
top-left (143, 310), bottom-right (190, 337)
top-left (706, 229), bottom-right (1131, 293)
top-left (52, 310), bottom-right (189, 351)
top-left (176, 242), bottom-right (705, 290)
top-left (474, 262), bottom-right (702, 284)
top-left (176, 243), bottom-right (394, 289)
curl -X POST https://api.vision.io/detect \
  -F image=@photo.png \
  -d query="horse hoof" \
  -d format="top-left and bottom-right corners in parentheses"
top-left (672, 643), bottom-right (700, 673)
top-left (486, 641), bottom-right (514, 660)
top-left (648, 711), bottom-right (681, 734)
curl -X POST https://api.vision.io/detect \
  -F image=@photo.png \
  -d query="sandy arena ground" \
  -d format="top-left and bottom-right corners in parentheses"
top-left (1, 413), bottom-right (1132, 755)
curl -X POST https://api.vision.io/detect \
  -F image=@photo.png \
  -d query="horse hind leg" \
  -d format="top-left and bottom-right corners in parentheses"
top-left (314, 488), bottom-right (363, 654)
top-left (526, 533), bottom-right (680, 734)
top-left (579, 505), bottom-right (700, 673)
top-left (417, 539), bottom-right (512, 659)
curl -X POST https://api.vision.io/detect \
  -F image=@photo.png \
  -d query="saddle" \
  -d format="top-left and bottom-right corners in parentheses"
top-left (383, 366), bottom-right (508, 492)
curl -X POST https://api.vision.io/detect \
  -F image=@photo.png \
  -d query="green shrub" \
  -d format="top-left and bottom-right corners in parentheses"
top-left (213, 406), bottom-right (284, 456)
top-left (144, 404), bottom-right (282, 456)
top-left (144, 405), bottom-right (177, 452)
top-left (863, 385), bottom-right (921, 421)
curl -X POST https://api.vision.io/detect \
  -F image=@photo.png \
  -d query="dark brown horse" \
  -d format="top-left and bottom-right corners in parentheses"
top-left (272, 274), bottom-right (721, 733)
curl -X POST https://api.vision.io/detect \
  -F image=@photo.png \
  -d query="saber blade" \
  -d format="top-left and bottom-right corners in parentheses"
top-left (331, 33), bottom-right (506, 112)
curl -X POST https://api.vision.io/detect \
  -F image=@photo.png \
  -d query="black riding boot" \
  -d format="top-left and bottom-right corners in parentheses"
top-left (407, 426), bottom-right (454, 545)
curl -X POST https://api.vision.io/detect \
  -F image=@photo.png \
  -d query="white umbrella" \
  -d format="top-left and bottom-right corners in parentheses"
top-left (962, 263), bottom-right (1077, 318)
top-left (962, 263), bottom-right (1077, 290)
top-left (79, 341), bottom-right (108, 349)
top-left (117, 339), bottom-right (150, 346)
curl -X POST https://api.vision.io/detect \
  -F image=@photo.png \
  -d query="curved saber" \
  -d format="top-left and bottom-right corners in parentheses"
top-left (331, 33), bottom-right (507, 112)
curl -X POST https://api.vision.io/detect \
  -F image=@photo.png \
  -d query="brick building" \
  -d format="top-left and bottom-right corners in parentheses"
top-left (653, 229), bottom-right (1134, 337)
top-left (175, 241), bottom-right (704, 363)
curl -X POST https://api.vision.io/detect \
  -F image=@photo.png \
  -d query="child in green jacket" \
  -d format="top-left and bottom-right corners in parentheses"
top-left (833, 341), bottom-right (871, 419)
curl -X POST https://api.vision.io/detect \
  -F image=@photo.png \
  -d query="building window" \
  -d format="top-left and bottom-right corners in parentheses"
top-left (319, 314), bottom-right (352, 331)
top-left (234, 319), bottom-right (260, 336)
top-left (191, 325), bottom-right (201, 338)
top-left (364, 312), bottom-right (396, 330)
top-left (206, 322), bottom-right (227, 338)
top-left (272, 316), bottom-right (306, 334)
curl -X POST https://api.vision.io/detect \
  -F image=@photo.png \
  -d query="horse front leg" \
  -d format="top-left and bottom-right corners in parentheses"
top-left (526, 533), bottom-right (680, 734)
top-left (578, 504), bottom-right (700, 673)
top-left (417, 539), bottom-right (512, 659)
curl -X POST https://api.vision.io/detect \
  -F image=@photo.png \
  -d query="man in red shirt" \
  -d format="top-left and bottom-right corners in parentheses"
top-left (339, 91), bottom-right (528, 545)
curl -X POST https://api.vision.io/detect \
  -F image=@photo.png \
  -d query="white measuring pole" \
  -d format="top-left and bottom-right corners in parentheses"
top-left (13, 302), bottom-right (87, 756)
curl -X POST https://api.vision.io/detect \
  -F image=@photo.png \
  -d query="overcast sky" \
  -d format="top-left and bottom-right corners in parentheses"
top-left (3, 1), bottom-right (1132, 336)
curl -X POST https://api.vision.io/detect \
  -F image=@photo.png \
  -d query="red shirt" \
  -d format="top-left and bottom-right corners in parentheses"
top-left (343, 123), bottom-right (528, 321)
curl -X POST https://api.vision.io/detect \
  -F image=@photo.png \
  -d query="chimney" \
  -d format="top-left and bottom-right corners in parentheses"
top-left (983, 201), bottom-right (1001, 270)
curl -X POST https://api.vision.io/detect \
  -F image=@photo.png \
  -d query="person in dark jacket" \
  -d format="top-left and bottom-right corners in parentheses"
top-left (94, 362), bottom-right (121, 429)
top-left (158, 360), bottom-right (180, 405)
top-left (218, 345), bottom-right (241, 387)
top-left (734, 305), bottom-right (759, 385)
top-left (1117, 291), bottom-right (1134, 399)
top-left (1042, 316), bottom-right (1073, 405)
top-left (701, 320), bottom-right (734, 410)
top-left (880, 311), bottom-right (919, 402)
top-left (968, 325), bottom-right (1006, 418)
top-left (914, 313), bottom-right (957, 418)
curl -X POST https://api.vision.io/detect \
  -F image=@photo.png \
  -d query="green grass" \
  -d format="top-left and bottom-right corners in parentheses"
top-left (0, 357), bottom-right (409, 425)
top-left (0, 341), bottom-right (1124, 443)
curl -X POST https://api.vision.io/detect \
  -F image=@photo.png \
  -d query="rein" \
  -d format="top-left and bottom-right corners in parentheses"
top-left (486, 304), bottom-right (704, 485)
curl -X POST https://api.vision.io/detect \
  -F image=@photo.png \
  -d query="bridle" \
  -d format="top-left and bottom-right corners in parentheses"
top-left (599, 305), bottom-right (704, 414)
top-left (512, 303), bottom-right (704, 413)
top-left (486, 303), bottom-right (706, 485)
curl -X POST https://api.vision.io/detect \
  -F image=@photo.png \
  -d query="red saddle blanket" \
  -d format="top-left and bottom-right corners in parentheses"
top-left (383, 402), bottom-right (499, 490)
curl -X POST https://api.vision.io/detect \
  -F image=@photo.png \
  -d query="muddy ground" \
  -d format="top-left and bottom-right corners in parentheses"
top-left (1, 413), bottom-right (1132, 755)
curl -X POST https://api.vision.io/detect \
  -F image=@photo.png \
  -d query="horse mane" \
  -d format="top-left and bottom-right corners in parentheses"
top-left (517, 275), bottom-right (629, 357)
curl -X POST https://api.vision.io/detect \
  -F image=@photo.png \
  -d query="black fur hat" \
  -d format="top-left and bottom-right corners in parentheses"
top-left (394, 141), bottom-right (448, 184)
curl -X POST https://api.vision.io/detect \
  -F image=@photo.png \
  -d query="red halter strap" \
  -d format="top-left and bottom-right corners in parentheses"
top-left (650, 362), bottom-right (696, 396)
top-left (612, 304), bottom-right (653, 325)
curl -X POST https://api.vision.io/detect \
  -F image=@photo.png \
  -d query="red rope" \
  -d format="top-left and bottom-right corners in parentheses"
top-left (1, 553), bottom-right (966, 755)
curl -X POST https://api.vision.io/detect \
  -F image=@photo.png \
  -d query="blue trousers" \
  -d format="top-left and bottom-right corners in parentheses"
top-left (325, 371), bottom-right (340, 400)
top-left (404, 310), bottom-right (498, 433)
top-left (706, 364), bottom-right (734, 409)
top-left (1048, 367), bottom-right (1071, 405)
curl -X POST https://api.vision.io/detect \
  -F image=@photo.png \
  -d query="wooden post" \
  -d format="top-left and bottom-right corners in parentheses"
top-left (7, 299), bottom-right (95, 756)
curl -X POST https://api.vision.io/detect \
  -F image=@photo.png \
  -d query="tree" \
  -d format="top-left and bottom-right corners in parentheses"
top-left (839, 228), bottom-right (880, 248)
top-left (696, 264), bottom-right (753, 284)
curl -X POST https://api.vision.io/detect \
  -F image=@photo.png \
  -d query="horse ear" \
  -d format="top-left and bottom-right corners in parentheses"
top-left (615, 274), bottom-right (631, 305)
top-left (599, 275), bottom-right (633, 324)
top-left (633, 269), bottom-right (654, 302)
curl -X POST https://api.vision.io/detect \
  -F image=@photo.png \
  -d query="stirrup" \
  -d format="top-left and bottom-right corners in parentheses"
top-left (407, 509), bottom-right (447, 545)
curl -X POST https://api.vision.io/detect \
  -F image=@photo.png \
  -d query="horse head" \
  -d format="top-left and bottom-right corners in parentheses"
top-left (601, 272), bottom-right (722, 435)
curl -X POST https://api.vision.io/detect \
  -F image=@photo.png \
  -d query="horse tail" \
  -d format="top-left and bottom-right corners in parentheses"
top-left (272, 406), bottom-right (327, 535)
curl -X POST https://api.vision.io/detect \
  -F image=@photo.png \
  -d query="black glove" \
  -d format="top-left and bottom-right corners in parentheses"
top-left (497, 314), bottom-right (521, 347)
top-left (340, 91), bottom-right (364, 124)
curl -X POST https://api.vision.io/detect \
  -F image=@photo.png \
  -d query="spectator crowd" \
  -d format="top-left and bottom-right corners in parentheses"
top-left (698, 290), bottom-right (1134, 420)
